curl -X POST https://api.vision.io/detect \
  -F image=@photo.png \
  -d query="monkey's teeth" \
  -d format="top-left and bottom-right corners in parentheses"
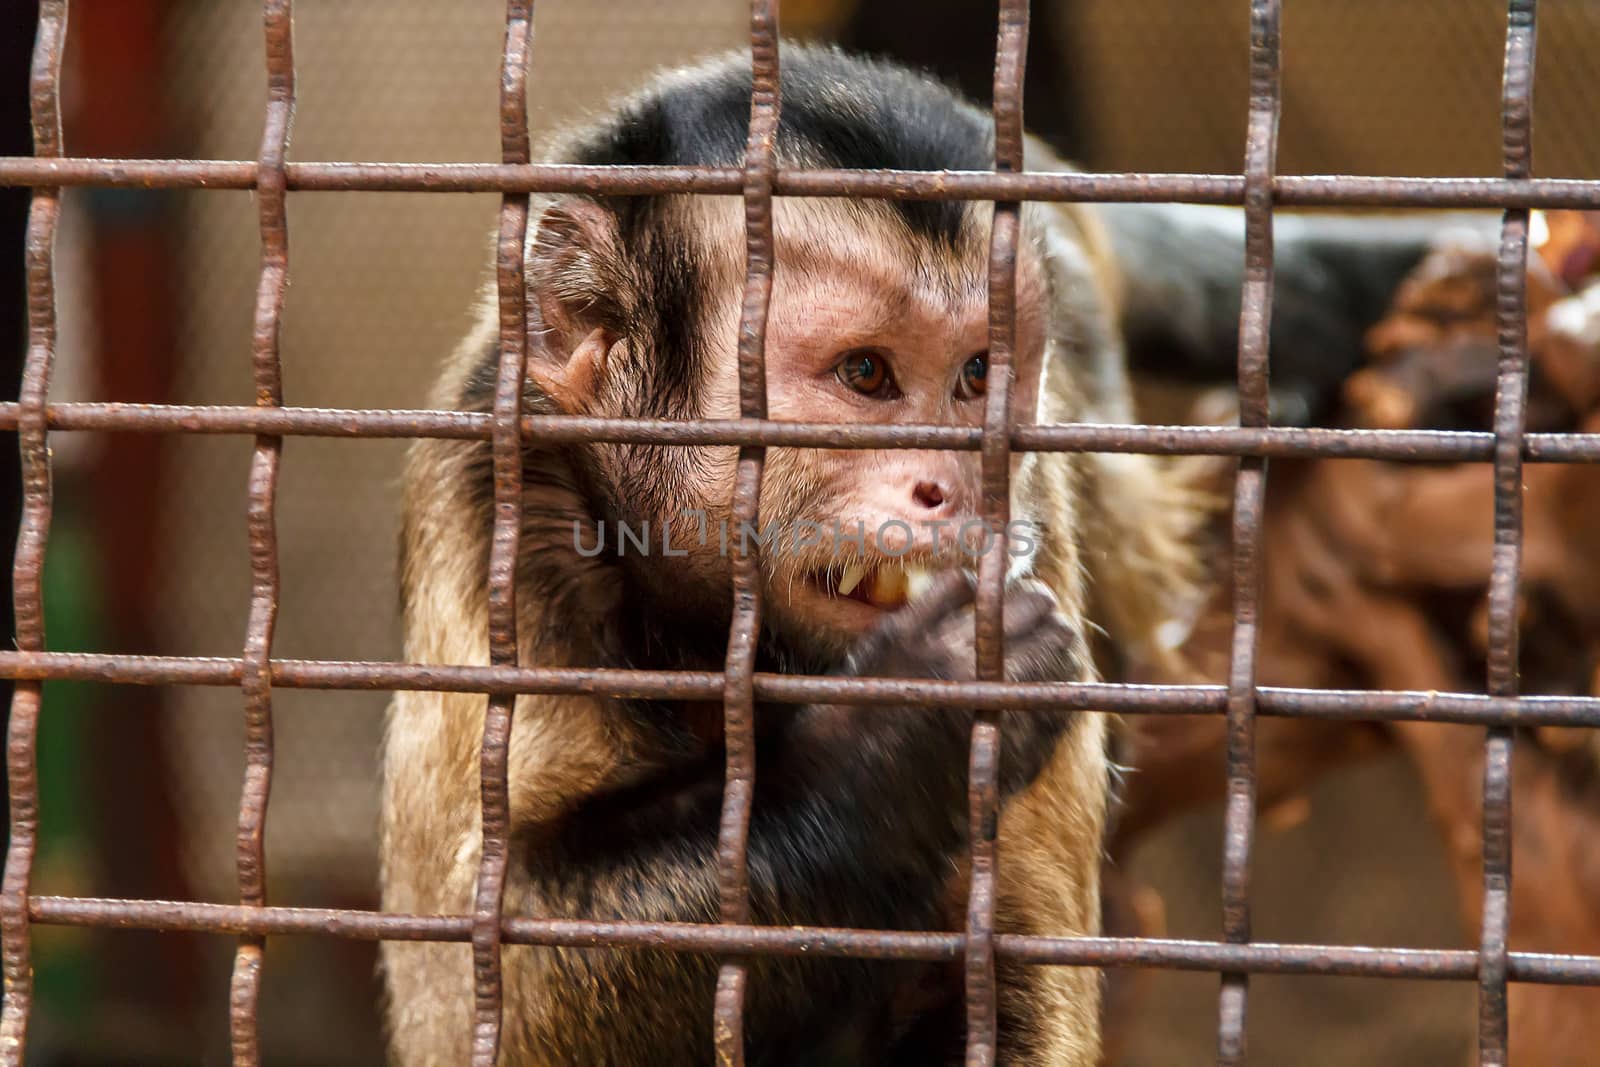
top-left (867, 565), bottom-right (909, 608)
top-left (905, 566), bottom-right (936, 600)
top-left (836, 561), bottom-right (868, 597)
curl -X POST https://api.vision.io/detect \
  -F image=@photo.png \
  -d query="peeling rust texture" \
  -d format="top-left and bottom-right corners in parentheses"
top-left (1216, 1), bottom-right (1282, 1063)
top-left (2, 1), bottom-right (1598, 1063)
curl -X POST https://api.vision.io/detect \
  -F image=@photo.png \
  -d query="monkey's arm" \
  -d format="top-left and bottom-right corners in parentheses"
top-left (1098, 203), bottom-right (1499, 420)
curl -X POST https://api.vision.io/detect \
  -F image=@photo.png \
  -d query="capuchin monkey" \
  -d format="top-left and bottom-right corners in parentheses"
top-left (379, 46), bottom-right (1464, 1066)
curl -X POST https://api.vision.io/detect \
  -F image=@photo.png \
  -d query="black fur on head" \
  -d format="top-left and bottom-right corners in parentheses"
top-left (534, 45), bottom-right (997, 420)
top-left (564, 45), bottom-right (994, 237)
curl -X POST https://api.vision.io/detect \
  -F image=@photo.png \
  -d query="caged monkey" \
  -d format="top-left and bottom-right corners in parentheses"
top-left (380, 46), bottom-right (1459, 1066)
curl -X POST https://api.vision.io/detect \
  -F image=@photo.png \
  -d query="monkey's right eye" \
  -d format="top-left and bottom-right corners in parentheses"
top-left (834, 350), bottom-right (896, 397)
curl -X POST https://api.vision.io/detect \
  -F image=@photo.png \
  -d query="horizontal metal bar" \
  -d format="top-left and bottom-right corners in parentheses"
top-left (4, 651), bottom-right (1599, 727)
top-left (0, 158), bottom-right (743, 194)
top-left (0, 401), bottom-right (1594, 462)
top-left (25, 897), bottom-right (1600, 986)
top-left (3, 157), bottom-right (1600, 209)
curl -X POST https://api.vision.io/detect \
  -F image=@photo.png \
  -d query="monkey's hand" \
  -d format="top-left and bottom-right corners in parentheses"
top-left (845, 570), bottom-right (1080, 683)
top-left (835, 570), bottom-right (1083, 799)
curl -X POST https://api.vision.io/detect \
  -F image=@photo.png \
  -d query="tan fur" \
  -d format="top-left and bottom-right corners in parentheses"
top-left (381, 138), bottom-right (1202, 1067)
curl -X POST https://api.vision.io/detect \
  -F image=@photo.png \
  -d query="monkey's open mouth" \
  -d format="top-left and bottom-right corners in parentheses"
top-left (811, 561), bottom-right (938, 611)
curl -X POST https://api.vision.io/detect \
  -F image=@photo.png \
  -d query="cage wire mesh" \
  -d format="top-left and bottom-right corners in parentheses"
top-left (4, 0), bottom-right (1600, 1063)
top-left (155, 0), bottom-right (1600, 920)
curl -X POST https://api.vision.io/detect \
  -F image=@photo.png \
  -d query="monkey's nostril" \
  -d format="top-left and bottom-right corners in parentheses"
top-left (912, 481), bottom-right (947, 510)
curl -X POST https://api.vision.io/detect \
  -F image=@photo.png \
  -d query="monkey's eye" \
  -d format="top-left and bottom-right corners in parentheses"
top-left (834, 350), bottom-right (896, 397)
top-left (957, 352), bottom-right (989, 399)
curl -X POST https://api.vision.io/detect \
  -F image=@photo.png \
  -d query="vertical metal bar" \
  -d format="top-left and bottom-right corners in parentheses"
top-left (967, 2), bottom-right (1028, 1063)
top-left (1218, 1), bottom-right (1281, 1064)
top-left (229, 2), bottom-right (293, 1063)
top-left (712, 4), bottom-right (779, 1063)
top-left (1481, 2), bottom-right (1537, 1063)
top-left (0, 2), bottom-right (65, 1063)
top-left (469, 3), bottom-right (533, 1065)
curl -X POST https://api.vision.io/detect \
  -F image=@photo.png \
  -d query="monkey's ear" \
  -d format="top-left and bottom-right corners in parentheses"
top-left (526, 199), bottom-right (628, 413)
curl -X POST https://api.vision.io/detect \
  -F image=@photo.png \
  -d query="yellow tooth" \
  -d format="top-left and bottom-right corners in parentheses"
top-left (905, 565), bottom-right (935, 600)
top-left (837, 560), bottom-right (867, 596)
top-left (868, 565), bottom-right (909, 607)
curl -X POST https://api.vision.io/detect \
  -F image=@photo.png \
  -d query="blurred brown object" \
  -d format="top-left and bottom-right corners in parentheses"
top-left (1110, 212), bottom-right (1600, 1065)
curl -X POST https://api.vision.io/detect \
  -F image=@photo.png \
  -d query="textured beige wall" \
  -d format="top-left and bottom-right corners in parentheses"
top-left (1058, 0), bottom-right (1600, 178)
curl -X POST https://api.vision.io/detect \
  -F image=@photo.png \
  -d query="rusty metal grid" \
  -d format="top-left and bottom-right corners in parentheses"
top-left (3, 0), bottom-right (1600, 1065)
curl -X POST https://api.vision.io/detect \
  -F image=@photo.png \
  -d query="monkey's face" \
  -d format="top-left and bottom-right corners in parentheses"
top-left (692, 202), bottom-right (1052, 652)
top-left (527, 197), bottom-right (1055, 659)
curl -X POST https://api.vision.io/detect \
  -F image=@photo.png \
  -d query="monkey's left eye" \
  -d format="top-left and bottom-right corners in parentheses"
top-left (835, 350), bottom-right (897, 397)
top-left (957, 352), bottom-right (989, 399)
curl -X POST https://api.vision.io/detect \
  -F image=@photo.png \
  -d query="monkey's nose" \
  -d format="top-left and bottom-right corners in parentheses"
top-left (912, 481), bottom-right (948, 510)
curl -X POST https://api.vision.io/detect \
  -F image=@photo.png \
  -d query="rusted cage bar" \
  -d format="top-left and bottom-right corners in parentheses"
top-left (963, 1), bottom-right (1030, 1061)
top-left (1215, 0), bottom-right (1280, 1059)
top-left (228, 1), bottom-right (293, 1061)
top-left (462, 3), bottom-right (535, 1064)
top-left (2, 0), bottom-right (1599, 1065)
top-left (6, 402), bottom-right (1600, 462)
top-left (1, 0), bottom-right (65, 1056)
top-left (707, 4), bottom-right (780, 1063)
top-left (8, 157), bottom-right (1600, 210)
top-left (1478, 2), bottom-right (1540, 1062)
top-left (6, 653), bottom-right (1600, 729)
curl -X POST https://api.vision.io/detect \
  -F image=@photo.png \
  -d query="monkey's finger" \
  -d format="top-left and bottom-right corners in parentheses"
top-left (998, 579), bottom-right (1061, 639)
top-left (926, 577), bottom-right (1054, 652)
top-left (891, 568), bottom-right (978, 634)
top-left (1003, 619), bottom-right (1083, 684)
top-left (844, 569), bottom-right (977, 677)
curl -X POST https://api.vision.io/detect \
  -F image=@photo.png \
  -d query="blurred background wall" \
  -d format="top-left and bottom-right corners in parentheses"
top-left (4, 1), bottom-right (1597, 1063)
